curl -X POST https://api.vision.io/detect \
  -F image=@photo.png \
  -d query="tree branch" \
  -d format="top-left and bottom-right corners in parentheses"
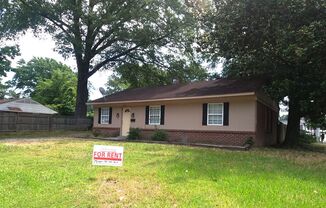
top-left (87, 44), bottom-right (142, 78)
top-left (19, 0), bottom-right (72, 34)
top-left (87, 32), bottom-right (171, 78)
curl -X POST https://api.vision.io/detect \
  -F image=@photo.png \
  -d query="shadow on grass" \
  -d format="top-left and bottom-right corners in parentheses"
top-left (168, 147), bottom-right (324, 180)
top-left (142, 146), bottom-right (326, 206)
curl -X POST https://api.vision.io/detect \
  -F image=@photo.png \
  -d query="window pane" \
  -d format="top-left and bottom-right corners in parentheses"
top-left (149, 106), bottom-right (161, 124)
top-left (208, 104), bottom-right (223, 114)
top-left (150, 107), bottom-right (160, 115)
top-left (101, 116), bottom-right (109, 124)
top-left (101, 108), bottom-right (109, 115)
top-left (208, 115), bottom-right (223, 125)
top-left (150, 116), bottom-right (160, 124)
top-left (101, 108), bottom-right (110, 124)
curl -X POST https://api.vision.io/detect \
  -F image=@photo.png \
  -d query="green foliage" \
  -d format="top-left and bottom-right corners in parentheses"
top-left (243, 137), bottom-right (254, 147)
top-left (306, 117), bottom-right (326, 130)
top-left (0, 46), bottom-right (19, 75)
top-left (32, 69), bottom-right (77, 115)
top-left (92, 131), bottom-right (100, 137)
top-left (5, 89), bottom-right (20, 99)
top-left (9, 57), bottom-right (72, 96)
top-left (127, 128), bottom-right (142, 140)
top-left (0, 78), bottom-right (7, 99)
top-left (0, 0), bottom-right (38, 75)
top-left (7, 0), bottom-right (198, 117)
top-left (202, 0), bottom-right (326, 145)
top-left (299, 131), bottom-right (316, 144)
top-left (6, 57), bottom-right (77, 114)
top-left (106, 61), bottom-right (208, 93)
top-left (151, 129), bottom-right (168, 141)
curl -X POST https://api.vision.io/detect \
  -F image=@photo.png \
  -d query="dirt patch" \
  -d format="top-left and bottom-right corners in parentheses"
top-left (254, 148), bottom-right (326, 166)
top-left (96, 174), bottom-right (172, 208)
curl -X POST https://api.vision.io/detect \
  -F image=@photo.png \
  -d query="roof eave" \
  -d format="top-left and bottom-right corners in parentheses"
top-left (87, 92), bottom-right (256, 106)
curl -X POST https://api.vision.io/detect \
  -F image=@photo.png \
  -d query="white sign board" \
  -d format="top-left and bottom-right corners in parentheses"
top-left (92, 145), bottom-right (124, 166)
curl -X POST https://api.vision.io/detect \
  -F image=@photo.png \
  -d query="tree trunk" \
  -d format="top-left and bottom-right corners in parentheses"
top-left (74, 65), bottom-right (89, 118)
top-left (283, 97), bottom-right (301, 146)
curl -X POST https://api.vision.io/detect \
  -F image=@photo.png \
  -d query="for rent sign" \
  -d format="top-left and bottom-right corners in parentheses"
top-left (92, 145), bottom-right (124, 166)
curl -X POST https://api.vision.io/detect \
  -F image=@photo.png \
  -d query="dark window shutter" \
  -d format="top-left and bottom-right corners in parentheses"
top-left (160, 105), bottom-right (165, 125)
top-left (202, 103), bottom-right (207, 125)
top-left (109, 107), bottom-right (112, 124)
top-left (223, 102), bottom-right (229, 126)
top-left (98, 108), bottom-right (101, 124)
top-left (145, 106), bottom-right (149, 125)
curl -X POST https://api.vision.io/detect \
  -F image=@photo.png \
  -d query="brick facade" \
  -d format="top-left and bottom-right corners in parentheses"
top-left (140, 129), bottom-right (255, 146)
top-left (93, 127), bottom-right (255, 146)
top-left (93, 127), bottom-right (120, 137)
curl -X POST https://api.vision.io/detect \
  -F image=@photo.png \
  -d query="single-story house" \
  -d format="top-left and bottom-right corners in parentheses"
top-left (89, 78), bottom-right (278, 146)
top-left (0, 98), bottom-right (57, 114)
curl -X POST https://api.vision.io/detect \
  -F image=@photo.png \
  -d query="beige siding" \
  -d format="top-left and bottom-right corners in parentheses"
top-left (93, 107), bottom-right (122, 128)
top-left (130, 96), bottom-right (256, 132)
top-left (93, 95), bottom-right (257, 132)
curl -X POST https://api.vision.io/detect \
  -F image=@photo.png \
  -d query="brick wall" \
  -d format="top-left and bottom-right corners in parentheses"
top-left (93, 127), bottom-right (256, 146)
top-left (140, 129), bottom-right (256, 146)
top-left (93, 127), bottom-right (120, 137)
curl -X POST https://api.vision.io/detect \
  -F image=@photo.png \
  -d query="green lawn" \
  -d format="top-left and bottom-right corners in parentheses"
top-left (0, 130), bottom-right (93, 139)
top-left (0, 139), bottom-right (325, 207)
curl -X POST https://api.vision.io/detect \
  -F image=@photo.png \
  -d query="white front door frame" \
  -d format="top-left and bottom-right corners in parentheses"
top-left (121, 107), bottom-right (131, 136)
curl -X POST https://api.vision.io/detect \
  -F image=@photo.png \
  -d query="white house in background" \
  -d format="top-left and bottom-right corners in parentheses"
top-left (299, 118), bottom-right (321, 138)
top-left (0, 98), bottom-right (57, 115)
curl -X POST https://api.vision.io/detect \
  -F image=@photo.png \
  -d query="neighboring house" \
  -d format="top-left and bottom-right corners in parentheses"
top-left (89, 78), bottom-right (278, 146)
top-left (0, 98), bottom-right (57, 115)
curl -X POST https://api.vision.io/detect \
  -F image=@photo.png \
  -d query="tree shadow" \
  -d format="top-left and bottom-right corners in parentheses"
top-left (146, 147), bottom-right (326, 186)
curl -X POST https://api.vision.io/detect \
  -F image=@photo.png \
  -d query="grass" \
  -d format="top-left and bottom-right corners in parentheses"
top-left (300, 143), bottom-right (326, 153)
top-left (0, 139), bottom-right (325, 207)
top-left (0, 130), bottom-right (93, 139)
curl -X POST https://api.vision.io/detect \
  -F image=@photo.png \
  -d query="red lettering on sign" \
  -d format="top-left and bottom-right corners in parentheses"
top-left (93, 151), bottom-right (122, 161)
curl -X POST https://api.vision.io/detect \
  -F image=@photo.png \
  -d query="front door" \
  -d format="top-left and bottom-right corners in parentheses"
top-left (121, 107), bottom-right (131, 136)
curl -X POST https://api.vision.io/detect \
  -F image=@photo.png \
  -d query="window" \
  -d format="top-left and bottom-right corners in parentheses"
top-left (149, 106), bottom-right (161, 125)
top-left (101, 108), bottom-right (109, 124)
top-left (207, 103), bottom-right (223, 125)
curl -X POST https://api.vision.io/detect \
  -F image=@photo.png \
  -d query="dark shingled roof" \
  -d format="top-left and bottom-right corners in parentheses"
top-left (91, 78), bottom-right (265, 103)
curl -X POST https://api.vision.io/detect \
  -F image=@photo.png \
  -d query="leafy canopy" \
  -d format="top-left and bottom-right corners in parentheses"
top-left (7, 0), bottom-right (199, 117)
top-left (32, 69), bottom-right (77, 115)
top-left (10, 0), bottom-right (197, 74)
top-left (0, 78), bottom-right (7, 99)
top-left (8, 57), bottom-right (73, 96)
top-left (0, 0), bottom-right (21, 75)
top-left (201, 0), bottom-right (326, 145)
top-left (106, 61), bottom-right (208, 94)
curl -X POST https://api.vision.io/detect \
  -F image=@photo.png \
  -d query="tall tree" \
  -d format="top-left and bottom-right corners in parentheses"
top-left (1, 0), bottom-right (40, 75)
top-left (0, 1), bottom-right (19, 75)
top-left (0, 46), bottom-right (19, 75)
top-left (201, 0), bottom-right (326, 146)
top-left (8, 57), bottom-right (72, 95)
top-left (0, 78), bottom-right (7, 99)
top-left (7, 0), bottom-right (197, 117)
top-left (32, 69), bottom-right (77, 115)
top-left (106, 61), bottom-right (208, 94)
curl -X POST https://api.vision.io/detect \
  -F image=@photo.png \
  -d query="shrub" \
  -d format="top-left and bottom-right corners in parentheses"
top-left (243, 137), bottom-right (254, 147)
top-left (127, 128), bottom-right (141, 140)
top-left (299, 131), bottom-right (316, 144)
top-left (151, 129), bottom-right (168, 141)
top-left (93, 131), bottom-right (100, 137)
